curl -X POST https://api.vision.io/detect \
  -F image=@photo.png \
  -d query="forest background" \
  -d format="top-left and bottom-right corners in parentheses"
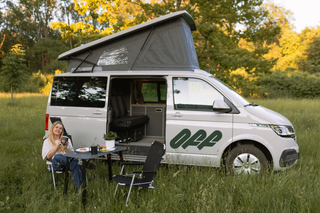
top-left (1, 0), bottom-right (320, 99)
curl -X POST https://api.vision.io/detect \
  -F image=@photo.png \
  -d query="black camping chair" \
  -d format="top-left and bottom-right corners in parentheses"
top-left (113, 141), bottom-right (165, 205)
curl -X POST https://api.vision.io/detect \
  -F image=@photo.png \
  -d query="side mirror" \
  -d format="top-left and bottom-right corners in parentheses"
top-left (212, 100), bottom-right (232, 113)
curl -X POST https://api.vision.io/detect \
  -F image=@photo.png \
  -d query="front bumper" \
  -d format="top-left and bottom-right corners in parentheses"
top-left (279, 149), bottom-right (299, 167)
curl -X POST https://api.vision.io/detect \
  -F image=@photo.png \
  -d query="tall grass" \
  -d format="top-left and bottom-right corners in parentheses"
top-left (0, 92), bottom-right (46, 98)
top-left (1, 95), bottom-right (320, 212)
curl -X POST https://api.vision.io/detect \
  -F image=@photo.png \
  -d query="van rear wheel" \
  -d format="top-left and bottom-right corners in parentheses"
top-left (226, 145), bottom-right (268, 175)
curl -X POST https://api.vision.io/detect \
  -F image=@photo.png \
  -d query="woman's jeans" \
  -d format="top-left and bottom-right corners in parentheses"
top-left (52, 154), bottom-right (83, 190)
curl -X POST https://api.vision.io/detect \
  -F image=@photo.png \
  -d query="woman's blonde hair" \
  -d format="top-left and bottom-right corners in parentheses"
top-left (48, 121), bottom-right (64, 146)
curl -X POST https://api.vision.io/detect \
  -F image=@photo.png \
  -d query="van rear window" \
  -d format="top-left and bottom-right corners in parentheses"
top-left (50, 77), bottom-right (107, 108)
top-left (141, 82), bottom-right (166, 103)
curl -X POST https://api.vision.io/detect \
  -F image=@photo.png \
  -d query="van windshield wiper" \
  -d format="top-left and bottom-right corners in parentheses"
top-left (244, 102), bottom-right (259, 107)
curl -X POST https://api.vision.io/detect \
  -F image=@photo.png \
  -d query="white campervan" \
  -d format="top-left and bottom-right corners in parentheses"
top-left (45, 11), bottom-right (299, 174)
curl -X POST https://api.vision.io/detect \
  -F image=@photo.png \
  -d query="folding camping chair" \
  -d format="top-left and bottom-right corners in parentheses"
top-left (45, 132), bottom-right (74, 190)
top-left (113, 141), bottom-right (165, 205)
top-left (47, 157), bottom-right (88, 190)
top-left (45, 130), bottom-right (89, 189)
top-left (46, 160), bottom-right (65, 190)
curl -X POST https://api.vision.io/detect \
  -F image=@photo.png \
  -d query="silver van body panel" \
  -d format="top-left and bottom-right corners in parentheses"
top-left (46, 69), bottom-right (299, 171)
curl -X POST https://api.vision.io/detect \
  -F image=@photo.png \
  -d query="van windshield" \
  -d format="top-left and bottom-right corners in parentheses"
top-left (209, 76), bottom-right (249, 106)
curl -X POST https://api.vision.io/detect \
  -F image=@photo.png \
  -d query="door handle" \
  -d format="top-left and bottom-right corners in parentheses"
top-left (173, 112), bottom-right (182, 117)
top-left (93, 111), bottom-right (102, 115)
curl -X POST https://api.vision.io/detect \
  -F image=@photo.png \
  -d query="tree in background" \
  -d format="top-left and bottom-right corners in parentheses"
top-left (55, 0), bottom-right (88, 48)
top-left (261, 3), bottom-right (320, 74)
top-left (140, 0), bottom-right (281, 96)
top-left (0, 0), bottom-right (70, 93)
top-left (0, 2), bottom-right (33, 69)
top-left (261, 2), bottom-right (305, 72)
top-left (29, 39), bottom-right (69, 74)
top-left (50, 0), bottom-right (280, 96)
top-left (1, 44), bottom-right (28, 105)
top-left (1, 0), bottom-right (320, 97)
top-left (258, 15), bottom-right (320, 98)
top-left (2, 0), bottom-right (57, 52)
top-left (298, 27), bottom-right (320, 74)
top-left (50, 0), bottom-right (146, 48)
top-left (303, 37), bottom-right (320, 73)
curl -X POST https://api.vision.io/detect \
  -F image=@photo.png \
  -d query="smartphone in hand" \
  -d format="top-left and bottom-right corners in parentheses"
top-left (61, 136), bottom-right (69, 145)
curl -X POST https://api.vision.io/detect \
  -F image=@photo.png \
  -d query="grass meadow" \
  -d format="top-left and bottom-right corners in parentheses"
top-left (1, 94), bottom-right (320, 212)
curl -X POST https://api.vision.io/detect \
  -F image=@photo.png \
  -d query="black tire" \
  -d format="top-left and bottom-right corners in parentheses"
top-left (226, 145), bottom-right (268, 175)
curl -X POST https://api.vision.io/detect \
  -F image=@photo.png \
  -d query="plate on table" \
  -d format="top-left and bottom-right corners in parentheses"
top-left (76, 147), bottom-right (90, 153)
top-left (100, 147), bottom-right (116, 152)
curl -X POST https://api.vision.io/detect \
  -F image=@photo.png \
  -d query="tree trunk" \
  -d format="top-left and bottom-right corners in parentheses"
top-left (70, 35), bottom-right (73, 49)
top-left (11, 84), bottom-right (13, 106)
top-left (42, 53), bottom-right (45, 69)
top-left (0, 34), bottom-right (5, 49)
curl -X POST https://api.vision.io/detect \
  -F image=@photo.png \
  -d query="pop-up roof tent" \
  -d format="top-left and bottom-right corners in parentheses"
top-left (58, 10), bottom-right (199, 72)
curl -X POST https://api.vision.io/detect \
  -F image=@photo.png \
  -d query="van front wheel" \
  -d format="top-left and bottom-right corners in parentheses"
top-left (226, 145), bottom-right (268, 175)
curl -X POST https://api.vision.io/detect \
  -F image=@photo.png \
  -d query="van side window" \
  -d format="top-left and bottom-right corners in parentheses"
top-left (51, 77), bottom-right (107, 108)
top-left (141, 82), bottom-right (166, 103)
top-left (173, 77), bottom-right (223, 111)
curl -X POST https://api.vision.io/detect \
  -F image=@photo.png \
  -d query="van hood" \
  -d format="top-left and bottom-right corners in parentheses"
top-left (243, 105), bottom-right (292, 126)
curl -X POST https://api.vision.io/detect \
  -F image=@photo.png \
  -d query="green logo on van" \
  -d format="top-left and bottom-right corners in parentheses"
top-left (170, 129), bottom-right (222, 150)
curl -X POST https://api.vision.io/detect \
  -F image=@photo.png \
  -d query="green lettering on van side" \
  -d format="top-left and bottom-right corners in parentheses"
top-left (182, 130), bottom-right (206, 149)
top-left (170, 129), bottom-right (191, 149)
top-left (170, 129), bottom-right (223, 150)
top-left (197, 130), bottom-right (222, 150)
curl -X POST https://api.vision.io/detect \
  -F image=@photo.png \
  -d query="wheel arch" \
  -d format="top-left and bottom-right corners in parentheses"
top-left (221, 140), bottom-right (273, 167)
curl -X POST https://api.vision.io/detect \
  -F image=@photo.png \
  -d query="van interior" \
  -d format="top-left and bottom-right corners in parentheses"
top-left (108, 77), bottom-right (167, 156)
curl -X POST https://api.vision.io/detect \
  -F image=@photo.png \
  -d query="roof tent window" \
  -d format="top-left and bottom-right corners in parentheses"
top-left (97, 46), bottom-right (128, 65)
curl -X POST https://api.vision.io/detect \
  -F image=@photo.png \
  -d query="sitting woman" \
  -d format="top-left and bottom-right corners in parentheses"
top-left (42, 121), bottom-right (83, 190)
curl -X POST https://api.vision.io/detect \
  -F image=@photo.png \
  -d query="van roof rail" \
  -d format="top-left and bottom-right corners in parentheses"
top-left (194, 69), bottom-right (211, 74)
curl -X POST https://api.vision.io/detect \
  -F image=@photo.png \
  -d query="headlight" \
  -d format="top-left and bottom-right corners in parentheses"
top-left (269, 125), bottom-right (295, 138)
top-left (249, 124), bottom-right (296, 138)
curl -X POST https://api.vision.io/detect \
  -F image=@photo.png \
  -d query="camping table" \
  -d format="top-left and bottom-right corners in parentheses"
top-left (63, 146), bottom-right (125, 207)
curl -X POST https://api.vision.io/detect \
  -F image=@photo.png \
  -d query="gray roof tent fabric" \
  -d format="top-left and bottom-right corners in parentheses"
top-left (59, 10), bottom-right (199, 72)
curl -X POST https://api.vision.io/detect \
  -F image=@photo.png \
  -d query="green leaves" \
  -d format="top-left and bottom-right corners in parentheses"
top-left (258, 70), bottom-right (320, 98)
top-left (1, 44), bottom-right (28, 104)
top-left (299, 35), bottom-right (320, 74)
top-left (1, 44), bottom-right (27, 84)
top-left (3, 0), bottom-right (317, 97)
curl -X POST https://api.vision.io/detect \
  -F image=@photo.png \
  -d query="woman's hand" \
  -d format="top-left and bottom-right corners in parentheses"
top-left (62, 140), bottom-right (69, 149)
top-left (63, 140), bottom-right (72, 153)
